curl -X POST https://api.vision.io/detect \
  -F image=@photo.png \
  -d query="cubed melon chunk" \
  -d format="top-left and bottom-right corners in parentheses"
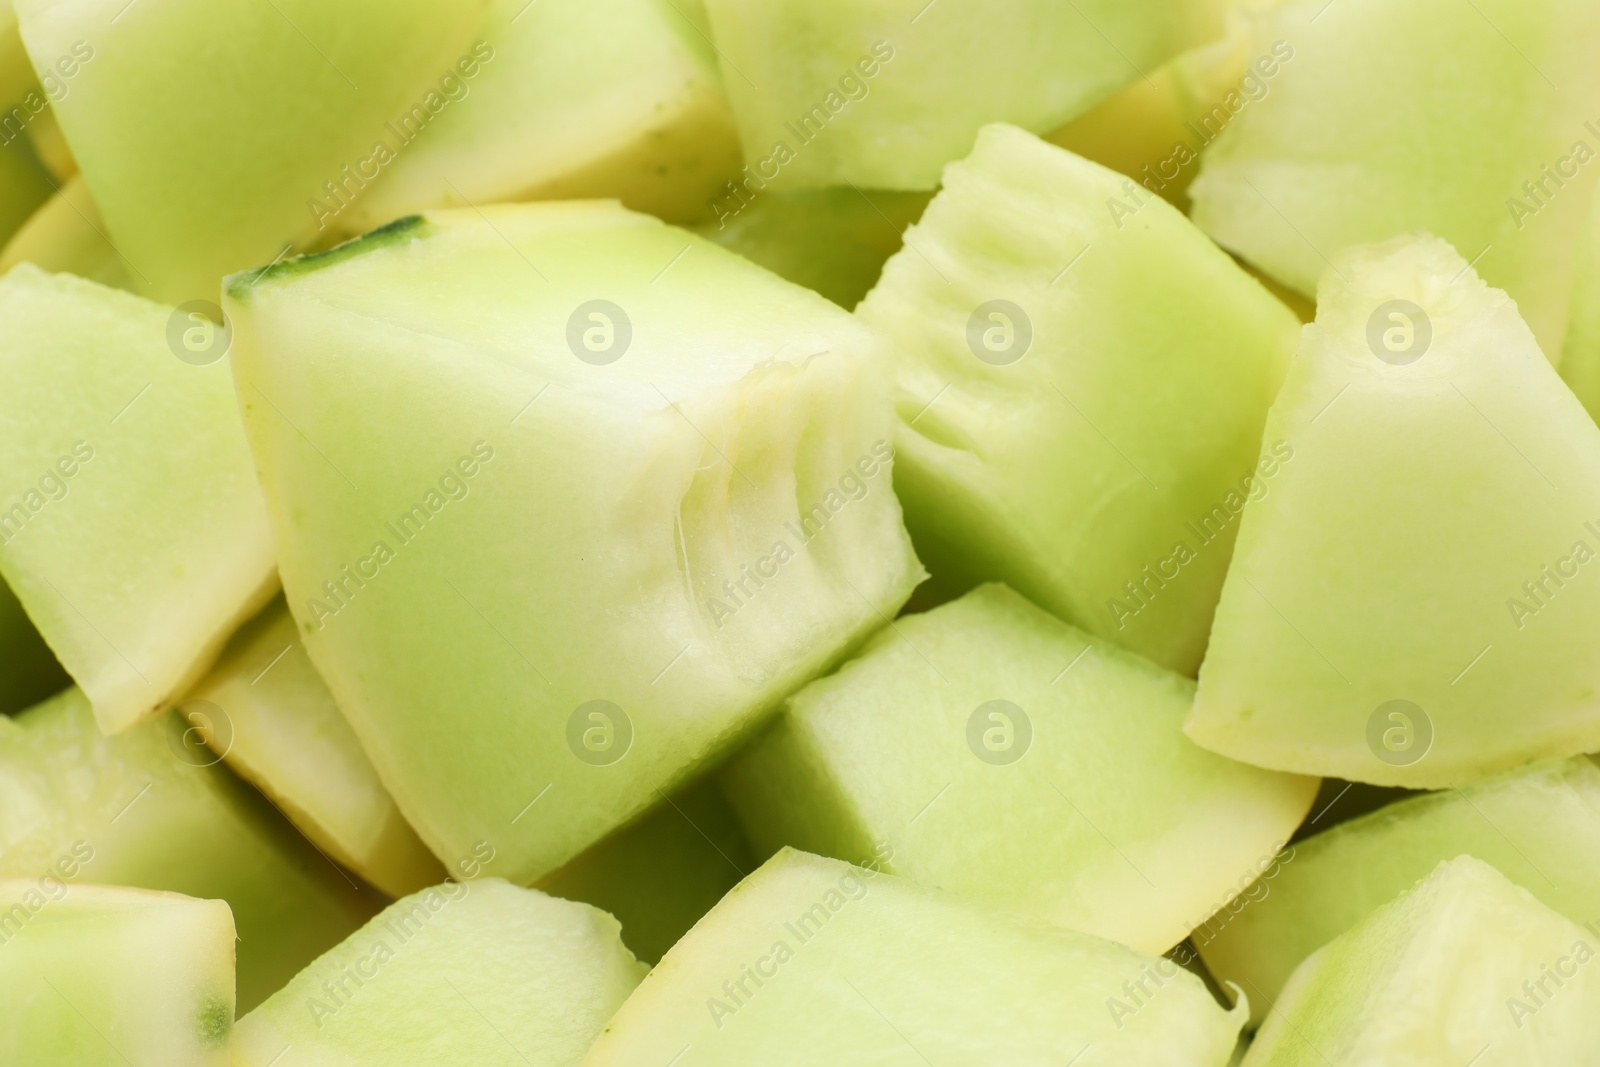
top-left (233, 879), bottom-right (645, 1067)
top-left (1241, 856), bottom-right (1600, 1065)
top-left (0, 883), bottom-right (235, 1067)
top-left (1188, 233), bottom-right (1600, 786)
top-left (0, 265), bottom-right (276, 734)
top-left (857, 124), bottom-right (1299, 673)
top-left (0, 689), bottom-right (380, 1010)
top-left (723, 583), bottom-right (1316, 954)
top-left (185, 595), bottom-right (445, 899)
top-left (583, 848), bottom-right (1245, 1065)
top-left (223, 202), bottom-right (923, 885)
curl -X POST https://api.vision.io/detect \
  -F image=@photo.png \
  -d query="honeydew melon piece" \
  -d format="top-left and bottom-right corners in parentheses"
top-left (185, 595), bottom-right (444, 899)
top-left (1241, 856), bottom-right (1600, 1066)
top-left (0, 1), bottom-right (30, 110)
top-left (584, 848), bottom-right (1245, 1066)
top-left (1200, 757), bottom-right (1600, 1028)
top-left (234, 879), bottom-right (645, 1067)
top-left (723, 584), bottom-right (1316, 954)
top-left (0, 882), bottom-right (235, 1067)
top-left (857, 124), bottom-right (1299, 673)
top-left (223, 201), bottom-right (923, 885)
top-left (25, 100), bottom-right (71, 180)
top-left (0, 117), bottom-right (49, 244)
top-left (0, 173), bottom-right (130, 289)
top-left (13, 0), bottom-right (490, 304)
top-left (0, 265), bottom-right (275, 734)
top-left (1189, 0), bottom-right (1600, 359)
top-left (0, 689), bottom-right (381, 1010)
top-left (340, 0), bottom-right (740, 236)
top-left (540, 776), bottom-right (755, 963)
top-left (0, 576), bottom-right (66, 715)
top-left (701, 0), bottom-right (1220, 192)
top-left (1188, 234), bottom-right (1600, 786)
top-left (1560, 183), bottom-right (1600, 421)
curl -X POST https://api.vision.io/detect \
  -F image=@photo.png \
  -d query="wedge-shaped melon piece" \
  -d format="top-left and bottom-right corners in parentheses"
top-left (0, 576), bottom-right (66, 715)
top-left (0, 689), bottom-right (380, 1010)
top-left (585, 848), bottom-right (1244, 1065)
top-left (340, 0), bottom-right (739, 235)
top-left (234, 878), bottom-right (645, 1067)
top-left (1189, 234), bottom-right (1600, 786)
top-left (185, 596), bottom-right (444, 899)
top-left (25, 100), bottom-right (72, 180)
top-left (1190, 0), bottom-right (1600, 358)
top-left (701, 0), bottom-right (1218, 191)
top-left (0, 265), bottom-right (275, 734)
top-left (723, 584), bottom-right (1316, 954)
top-left (1201, 757), bottom-right (1600, 1027)
top-left (224, 202), bottom-right (923, 885)
top-left (0, 173), bottom-right (130, 289)
top-left (14, 0), bottom-right (489, 303)
top-left (857, 124), bottom-right (1299, 673)
top-left (0, 883), bottom-right (235, 1067)
top-left (1242, 856), bottom-right (1600, 1065)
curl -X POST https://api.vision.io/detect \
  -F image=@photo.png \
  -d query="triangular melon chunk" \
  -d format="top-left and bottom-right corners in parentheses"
top-left (1241, 856), bottom-right (1600, 1066)
top-left (1189, 233), bottom-right (1600, 786)
top-left (0, 882), bottom-right (235, 1067)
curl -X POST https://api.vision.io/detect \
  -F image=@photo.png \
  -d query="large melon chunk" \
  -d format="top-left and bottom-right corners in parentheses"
top-left (857, 124), bottom-right (1299, 673)
top-left (583, 848), bottom-right (1245, 1066)
top-left (233, 879), bottom-right (645, 1067)
top-left (1241, 856), bottom-right (1600, 1065)
top-left (0, 265), bottom-right (275, 735)
top-left (723, 583), bottom-right (1317, 954)
top-left (223, 202), bottom-right (923, 886)
top-left (1189, 0), bottom-right (1600, 357)
top-left (1188, 234), bottom-right (1600, 786)
top-left (0, 883), bottom-right (235, 1067)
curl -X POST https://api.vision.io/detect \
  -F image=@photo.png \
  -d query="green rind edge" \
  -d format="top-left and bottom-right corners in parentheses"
top-left (225, 215), bottom-right (429, 298)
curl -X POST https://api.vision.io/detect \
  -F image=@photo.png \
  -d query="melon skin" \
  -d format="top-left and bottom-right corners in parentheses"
top-left (1187, 233), bottom-right (1600, 786)
top-left (0, 882), bottom-right (235, 1067)
top-left (223, 202), bottom-right (924, 886)
top-left (1240, 856), bottom-right (1600, 1065)
top-left (857, 124), bottom-right (1299, 674)
top-left (233, 879), bottom-right (645, 1067)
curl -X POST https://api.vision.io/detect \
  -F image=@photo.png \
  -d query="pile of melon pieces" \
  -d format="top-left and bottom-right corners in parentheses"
top-left (9, 0), bottom-right (1600, 1064)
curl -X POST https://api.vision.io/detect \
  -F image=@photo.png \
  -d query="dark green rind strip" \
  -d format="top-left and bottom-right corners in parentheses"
top-left (225, 215), bottom-right (429, 298)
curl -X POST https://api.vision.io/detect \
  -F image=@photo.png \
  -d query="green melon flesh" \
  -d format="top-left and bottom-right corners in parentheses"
top-left (1189, 0), bottom-right (1600, 359)
top-left (14, 0), bottom-right (490, 303)
top-left (722, 583), bottom-right (1316, 954)
top-left (0, 1), bottom-right (31, 110)
top-left (25, 99), bottom-right (72, 181)
top-left (1241, 856), bottom-right (1600, 1065)
top-left (0, 689), bottom-right (381, 1010)
top-left (0, 116), bottom-right (50, 245)
top-left (0, 576), bottom-right (66, 715)
top-left (857, 124), bottom-right (1299, 673)
top-left (701, 0), bottom-right (1219, 191)
top-left (583, 848), bottom-right (1244, 1065)
top-left (340, 0), bottom-right (739, 235)
top-left (233, 878), bottom-right (645, 1067)
top-left (0, 173), bottom-right (129, 288)
top-left (1188, 233), bottom-right (1600, 786)
top-left (0, 882), bottom-right (235, 1066)
top-left (223, 202), bottom-right (923, 886)
top-left (1200, 757), bottom-right (1600, 1028)
top-left (1560, 183), bottom-right (1600, 419)
top-left (0, 265), bottom-right (276, 735)
top-left (185, 595), bottom-right (445, 899)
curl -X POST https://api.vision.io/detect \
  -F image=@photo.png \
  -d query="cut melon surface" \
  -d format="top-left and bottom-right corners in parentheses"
top-left (582, 848), bottom-right (1245, 1066)
top-left (0, 264), bottom-right (276, 735)
top-left (1188, 233), bottom-right (1600, 786)
top-left (233, 878), bottom-right (645, 1067)
top-left (1240, 856), bottom-right (1600, 1065)
top-left (185, 595), bottom-right (444, 899)
top-left (0, 173), bottom-right (128, 289)
top-left (0, 882), bottom-right (235, 1067)
top-left (0, 689), bottom-right (381, 1010)
top-left (722, 583), bottom-right (1317, 954)
top-left (857, 124), bottom-right (1299, 673)
top-left (223, 201), bottom-right (923, 885)
top-left (1189, 0), bottom-right (1600, 358)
